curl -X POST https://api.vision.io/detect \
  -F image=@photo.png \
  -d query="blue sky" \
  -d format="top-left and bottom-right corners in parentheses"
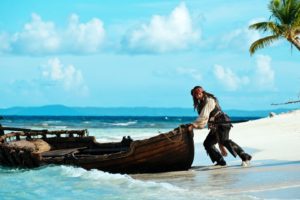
top-left (0, 0), bottom-right (299, 110)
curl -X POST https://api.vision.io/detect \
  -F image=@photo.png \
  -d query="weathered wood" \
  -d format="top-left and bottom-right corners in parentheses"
top-left (22, 150), bottom-right (35, 168)
top-left (3, 148), bottom-right (15, 166)
top-left (41, 147), bottom-right (86, 157)
top-left (80, 147), bottom-right (129, 155)
top-left (18, 150), bottom-right (25, 166)
top-left (0, 129), bottom-right (87, 143)
top-left (0, 126), bottom-right (41, 132)
top-left (0, 125), bottom-right (194, 173)
top-left (72, 126), bottom-right (194, 173)
top-left (0, 148), bottom-right (10, 165)
top-left (10, 149), bottom-right (22, 166)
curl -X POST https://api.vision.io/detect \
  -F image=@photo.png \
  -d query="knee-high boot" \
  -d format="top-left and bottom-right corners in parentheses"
top-left (203, 142), bottom-right (225, 164)
top-left (223, 140), bottom-right (251, 161)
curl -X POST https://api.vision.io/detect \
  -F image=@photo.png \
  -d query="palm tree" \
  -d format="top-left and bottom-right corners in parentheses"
top-left (249, 0), bottom-right (300, 55)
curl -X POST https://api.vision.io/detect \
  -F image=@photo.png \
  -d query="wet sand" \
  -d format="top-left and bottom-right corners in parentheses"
top-left (133, 160), bottom-right (300, 199)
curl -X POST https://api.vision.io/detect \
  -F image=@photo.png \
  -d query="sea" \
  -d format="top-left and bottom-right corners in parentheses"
top-left (0, 116), bottom-right (299, 200)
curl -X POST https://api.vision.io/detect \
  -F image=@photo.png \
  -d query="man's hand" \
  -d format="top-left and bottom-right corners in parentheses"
top-left (218, 143), bottom-right (228, 157)
top-left (188, 124), bottom-right (196, 132)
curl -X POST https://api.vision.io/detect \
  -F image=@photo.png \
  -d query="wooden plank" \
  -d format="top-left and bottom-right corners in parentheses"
top-left (41, 147), bottom-right (87, 157)
top-left (80, 147), bottom-right (128, 154)
top-left (75, 132), bottom-right (193, 173)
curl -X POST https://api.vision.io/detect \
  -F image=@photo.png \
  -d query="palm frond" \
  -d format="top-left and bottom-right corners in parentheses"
top-left (293, 1), bottom-right (300, 26)
top-left (248, 0), bottom-right (300, 55)
top-left (249, 22), bottom-right (270, 31)
top-left (294, 26), bottom-right (300, 34)
top-left (249, 21), bottom-right (283, 35)
top-left (269, 0), bottom-right (300, 25)
top-left (269, 0), bottom-right (285, 24)
top-left (284, 0), bottom-right (300, 24)
top-left (249, 35), bottom-right (281, 55)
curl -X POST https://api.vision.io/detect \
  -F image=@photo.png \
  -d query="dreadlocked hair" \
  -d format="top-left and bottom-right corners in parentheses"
top-left (191, 86), bottom-right (218, 114)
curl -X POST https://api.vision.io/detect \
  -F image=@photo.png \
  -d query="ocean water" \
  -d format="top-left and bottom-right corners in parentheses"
top-left (1, 116), bottom-right (299, 200)
top-left (0, 116), bottom-right (256, 142)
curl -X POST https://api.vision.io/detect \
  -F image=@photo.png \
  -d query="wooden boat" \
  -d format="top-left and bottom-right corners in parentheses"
top-left (0, 125), bottom-right (194, 174)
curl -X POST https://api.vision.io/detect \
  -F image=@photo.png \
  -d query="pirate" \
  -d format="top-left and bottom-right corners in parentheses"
top-left (188, 86), bottom-right (252, 166)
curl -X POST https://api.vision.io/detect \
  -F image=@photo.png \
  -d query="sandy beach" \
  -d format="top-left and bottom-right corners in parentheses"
top-left (194, 109), bottom-right (300, 162)
top-left (133, 109), bottom-right (300, 199)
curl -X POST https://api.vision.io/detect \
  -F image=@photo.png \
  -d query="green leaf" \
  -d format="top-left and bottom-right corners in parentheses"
top-left (249, 35), bottom-right (281, 55)
top-left (248, 0), bottom-right (300, 54)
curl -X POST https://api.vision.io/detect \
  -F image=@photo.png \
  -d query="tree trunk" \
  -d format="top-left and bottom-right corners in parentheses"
top-left (289, 37), bottom-right (300, 51)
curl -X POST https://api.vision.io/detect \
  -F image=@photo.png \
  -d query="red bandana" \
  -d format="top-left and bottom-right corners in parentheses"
top-left (193, 88), bottom-right (203, 97)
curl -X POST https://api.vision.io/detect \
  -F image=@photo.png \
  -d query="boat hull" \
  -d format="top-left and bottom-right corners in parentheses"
top-left (0, 125), bottom-right (194, 174)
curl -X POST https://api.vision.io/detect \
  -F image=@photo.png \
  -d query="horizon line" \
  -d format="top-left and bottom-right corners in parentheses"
top-left (0, 104), bottom-right (297, 112)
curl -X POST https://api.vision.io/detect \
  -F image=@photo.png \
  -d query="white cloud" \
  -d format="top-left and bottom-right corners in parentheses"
top-left (64, 14), bottom-right (105, 53)
top-left (0, 32), bottom-right (12, 53)
top-left (218, 19), bottom-right (263, 51)
top-left (219, 28), bottom-right (261, 51)
top-left (254, 55), bottom-right (275, 90)
top-left (213, 55), bottom-right (275, 91)
top-left (217, 17), bottom-right (287, 52)
top-left (2, 13), bottom-right (105, 55)
top-left (42, 58), bottom-right (89, 95)
top-left (122, 2), bottom-right (200, 53)
top-left (213, 64), bottom-right (249, 91)
top-left (176, 67), bottom-right (202, 81)
top-left (11, 13), bottom-right (60, 54)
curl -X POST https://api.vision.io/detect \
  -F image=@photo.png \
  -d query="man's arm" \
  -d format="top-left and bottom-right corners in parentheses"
top-left (192, 98), bottom-right (216, 129)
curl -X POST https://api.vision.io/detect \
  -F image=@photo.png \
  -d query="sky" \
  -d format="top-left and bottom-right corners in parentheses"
top-left (0, 0), bottom-right (299, 110)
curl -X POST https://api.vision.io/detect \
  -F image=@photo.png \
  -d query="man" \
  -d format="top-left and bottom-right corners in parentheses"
top-left (188, 86), bottom-right (252, 166)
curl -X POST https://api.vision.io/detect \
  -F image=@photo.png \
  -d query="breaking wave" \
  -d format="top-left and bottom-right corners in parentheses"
top-left (110, 121), bottom-right (138, 127)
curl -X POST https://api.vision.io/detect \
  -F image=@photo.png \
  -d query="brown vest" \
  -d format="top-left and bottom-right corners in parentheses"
top-left (196, 95), bottom-right (222, 121)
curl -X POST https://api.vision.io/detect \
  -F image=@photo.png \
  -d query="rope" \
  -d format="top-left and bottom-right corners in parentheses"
top-left (162, 127), bottom-right (184, 143)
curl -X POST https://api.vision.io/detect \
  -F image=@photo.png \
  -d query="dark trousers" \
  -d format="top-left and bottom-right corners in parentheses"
top-left (203, 125), bottom-right (246, 163)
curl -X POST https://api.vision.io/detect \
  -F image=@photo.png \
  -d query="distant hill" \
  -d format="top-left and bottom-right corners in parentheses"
top-left (0, 105), bottom-right (297, 117)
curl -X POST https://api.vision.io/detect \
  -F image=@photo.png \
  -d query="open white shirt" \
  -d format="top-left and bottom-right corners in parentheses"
top-left (193, 97), bottom-right (216, 129)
